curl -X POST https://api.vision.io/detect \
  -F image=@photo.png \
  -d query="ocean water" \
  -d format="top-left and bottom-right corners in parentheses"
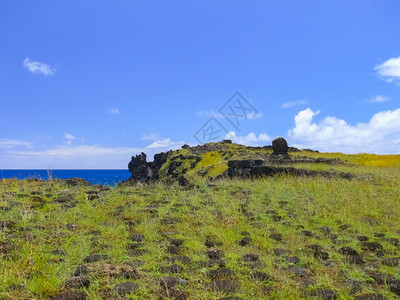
top-left (0, 169), bottom-right (131, 186)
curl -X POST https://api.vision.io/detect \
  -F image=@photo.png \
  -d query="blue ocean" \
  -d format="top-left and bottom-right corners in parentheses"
top-left (0, 169), bottom-right (131, 186)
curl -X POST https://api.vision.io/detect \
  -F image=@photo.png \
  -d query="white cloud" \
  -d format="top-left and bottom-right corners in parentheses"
top-left (64, 133), bottom-right (75, 145)
top-left (141, 132), bottom-right (160, 140)
top-left (369, 95), bottom-right (390, 103)
top-left (246, 112), bottom-right (264, 119)
top-left (5, 145), bottom-right (141, 169)
top-left (282, 100), bottom-right (308, 108)
top-left (197, 110), bottom-right (224, 118)
top-left (108, 108), bottom-right (119, 115)
top-left (23, 57), bottom-right (55, 76)
top-left (197, 110), bottom-right (263, 119)
top-left (64, 133), bottom-right (75, 140)
top-left (225, 131), bottom-right (271, 146)
top-left (288, 108), bottom-right (400, 154)
top-left (375, 56), bottom-right (400, 84)
top-left (146, 138), bottom-right (184, 149)
top-left (0, 138), bottom-right (32, 149)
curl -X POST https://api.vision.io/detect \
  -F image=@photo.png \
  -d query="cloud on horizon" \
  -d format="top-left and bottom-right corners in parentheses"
top-left (146, 138), bottom-right (185, 149)
top-left (225, 131), bottom-right (271, 146)
top-left (0, 138), bottom-right (32, 149)
top-left (288, 108), bottom-right (400, 154)
top-left (375, 56), bottom-right (400, 85)
top-left (1, 138), bottom-right (185, 169)
top-left (23, 57), bottom-right (55, 76)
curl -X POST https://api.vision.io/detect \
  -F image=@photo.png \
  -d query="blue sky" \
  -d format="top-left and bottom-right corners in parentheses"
top-left (1, 1), bottom-right (400, 168)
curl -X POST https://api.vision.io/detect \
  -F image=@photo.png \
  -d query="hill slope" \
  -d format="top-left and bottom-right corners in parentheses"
top-left (1, 141), bottom-right (400, 299)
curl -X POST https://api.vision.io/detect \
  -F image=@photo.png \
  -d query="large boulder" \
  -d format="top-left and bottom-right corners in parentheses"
top-left (272, 137), bottom-right (288, 154)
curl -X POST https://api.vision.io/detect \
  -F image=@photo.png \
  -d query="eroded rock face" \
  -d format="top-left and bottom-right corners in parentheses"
top-left (127, 151), bottom-right (172, 183)
top-left (128, 153), bottom-right (152, 182)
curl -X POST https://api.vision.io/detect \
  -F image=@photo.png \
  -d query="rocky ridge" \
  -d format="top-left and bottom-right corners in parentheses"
top-left (125, 138), bottom-right (348, 184)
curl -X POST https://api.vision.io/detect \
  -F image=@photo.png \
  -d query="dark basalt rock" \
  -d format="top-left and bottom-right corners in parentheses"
top-left (288, 267), bottom-right (308, 277)
top-left (53, 196), bottom-right (74, 204)
top-left (130, 233), bottom-right (144, 242)
top-left (169, 239), bottom-right (184, 247)
top-left (209, 280), bottom-right (239, 293)
top-left (207, 268), bottom-right (235, 279)
top-left (166, 255), bottom-right (191, 264)
top-left (243, 253), bottom-right (259, 262)
top-left (307, 289), bottom-right (336, 299)
top-left (52, 291), bottom-right (86, 300)
top-left (126, 151), bottom-right (173, 183)
top-left (382, 257), bottom-right (400, 266)
top-left (198, 259), bottom-right (226, 268)
top-left (285, 256), bottom-right (300, 264)
top-left (208, 249), bottom-right (224, 259)
top-left (64, 178), bottom-right (91, 187)
top-left (272, 137), bottom-right (289, 155)
top-left (302, 230), bottom-right (315, 237)
top-left (347, 254), bottom-right (365, 264)
top-left (319, 226), bottom-right (332, 234)
top-left (251, 271), bottom-right (270, 282)
top-left (238, 236), bottom-right (252, 246)
top-left (113, 281), bottom-right (138, 295)
top-left (167, 245), bottom-right (181, 255)
top-left (314, 251), bottom-right (329, 260)
top-left (227, 163), bottom-right (352, 180)
top-left (387, 237), bottom-right (399, 246)
top-left (127, 152), bottom-right (155, 183)
top-left (159, 276), bottom-right (187, 288)
top-left (307, 244), bottom-right (322, 252)
top-left (339, 223), bottom-right (352, 231)
top-left (0, 221), bottom-right (16, 230)
top-left (354, 294), bottom-right (387, 300)
top-left (274, 248), bottom-right (289, 256)
top-left (64, 276), bottom-right (90, 289)
top-left (73, 265), bottom-right (89, 276)
top-left (269, 233), bottom-right (282, 241)
top-left (301, 278), bottom-right (316, 288)
top-left (368, 271), bottom-right (395, 285)
top-left (51, 249), bottom-right (66, 256)
top-left (161, 264), bottom-right (184, 274)
top-left (339, 246), bottom-right (359, 256)
top-left (83, 254), bottom-right (109, 263)
top-left (361, 242), bottom-right (383, 252)
top-left (390, 280), bottom-right (400, 296)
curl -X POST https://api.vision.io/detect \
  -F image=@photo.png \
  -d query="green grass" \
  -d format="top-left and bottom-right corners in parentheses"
top-left (1, 148), bottom-right (400, 299)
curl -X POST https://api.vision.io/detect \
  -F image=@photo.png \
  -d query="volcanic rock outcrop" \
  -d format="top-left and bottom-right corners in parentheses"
top-left (127, 151), bottom-right (171, 183)
top-left (126, 137), bottom-right (348, 184)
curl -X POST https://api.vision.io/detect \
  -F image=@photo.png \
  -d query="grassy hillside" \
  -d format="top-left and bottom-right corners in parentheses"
top-left (1, 148), bottom-right (400, 299)
top-left (155, 142), bottom-right (400, 182)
